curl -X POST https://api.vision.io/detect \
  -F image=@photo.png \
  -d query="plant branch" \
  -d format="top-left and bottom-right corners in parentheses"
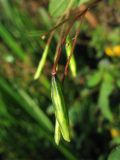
top-left (62, 14), bottom-right (85, 83)
top-left (42, 0), bottom-right (102, 38)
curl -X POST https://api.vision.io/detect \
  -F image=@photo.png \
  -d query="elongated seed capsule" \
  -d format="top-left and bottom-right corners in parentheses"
top-left (34, 45), bottom-right (49, 80)
top-left (51, 75), bottom-right (70, 142)
top-left (65, 36), bottom-right (77, 78)
top-left (54, 119), bottom-right (61, 145)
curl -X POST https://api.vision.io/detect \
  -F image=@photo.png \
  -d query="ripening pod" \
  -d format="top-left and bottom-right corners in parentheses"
top-left (54, 119), bottom-right (61, 145)
top-left (51, 75), bottom-right (70, 144)
top-left (65, 36), bottom-right (77, 78)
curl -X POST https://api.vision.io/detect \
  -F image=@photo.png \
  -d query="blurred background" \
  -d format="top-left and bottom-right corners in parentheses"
top-left (0, 0), bottom-right (120, 159)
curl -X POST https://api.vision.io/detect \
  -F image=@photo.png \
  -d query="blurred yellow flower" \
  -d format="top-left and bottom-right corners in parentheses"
top-left (105, 45), bottom-right (120, 57)
top-left (110, 128), bottom-right (120, 138)
top-left (113, 46), bottom-right (120, 56)
top-left (105, 47), bottom-right (114, 56)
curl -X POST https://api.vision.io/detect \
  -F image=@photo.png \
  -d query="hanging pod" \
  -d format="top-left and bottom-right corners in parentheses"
top-left (54, 119), bottom-right (61, 145)
top-left (51, 75), bottom-right (70, 143)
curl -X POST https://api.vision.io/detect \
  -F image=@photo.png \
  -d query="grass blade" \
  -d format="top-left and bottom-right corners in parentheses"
top-left (0, 24), bottom-right (25, 60)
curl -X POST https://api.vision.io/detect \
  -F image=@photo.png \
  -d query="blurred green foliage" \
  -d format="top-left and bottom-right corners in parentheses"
top-left (0, 0), bottom-right (120, 159)
top-left (108, 146), bottom-right (120, 160)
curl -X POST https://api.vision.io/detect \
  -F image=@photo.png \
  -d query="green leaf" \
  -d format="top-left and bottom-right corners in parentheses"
top-left (111, 137), bottom-right (120, 146)
top-left (49, 0), bottom-right (68, 17)
top-left (98, 72), bottom-right (114, 121)
top-left (49, 0), bottom-right (78, 18)
top-left (0, 0), bottom-right (13, 20)
top-left (87, 71), bottom-right (102, 87)
top-left (0, 24), bottom-right (25, 60)
top-left (108, 146), bottom-right (120, 160)
top-left (116, 79), bottom-right (120, 88)
top-left (0, 97), bottom-right (9, 116)
top-left (0, 94), bottom-right (15, 122)
top-left (18, 89), bottom-right (54, 132)
top-left (78, 0), bottom-right (90, 5)
top-left (0, 78), bottom-right (53, 132)
top-left (39, 8), bottom-right (52, 29)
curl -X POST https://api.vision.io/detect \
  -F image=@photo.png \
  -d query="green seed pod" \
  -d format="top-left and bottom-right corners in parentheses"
top-left (54, 119), bottom-right (61, 145)
top-left (51, 75), bottom-right (70, 142)
top-left (65, 36), bottom-right (77, 78)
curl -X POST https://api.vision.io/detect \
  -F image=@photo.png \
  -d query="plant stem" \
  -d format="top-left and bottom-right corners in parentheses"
top-left (43, 0), bottom-right (102, 37)
top-left (62, 14), bottom-right (86, 83)
top-left (52, 19), bottom-right (76, 75)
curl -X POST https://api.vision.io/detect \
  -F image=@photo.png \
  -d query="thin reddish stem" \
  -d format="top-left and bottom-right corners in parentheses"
top-left (51, 18), bottom-right (79, 75)
top-left (62, 14), bottom-right (85, 83)
top-left (52, 26), bottom-right (65, 75)
top-left (42, 0), bottom-right (102, 38)
top-left (51, 0), bottom-right (102, 76)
